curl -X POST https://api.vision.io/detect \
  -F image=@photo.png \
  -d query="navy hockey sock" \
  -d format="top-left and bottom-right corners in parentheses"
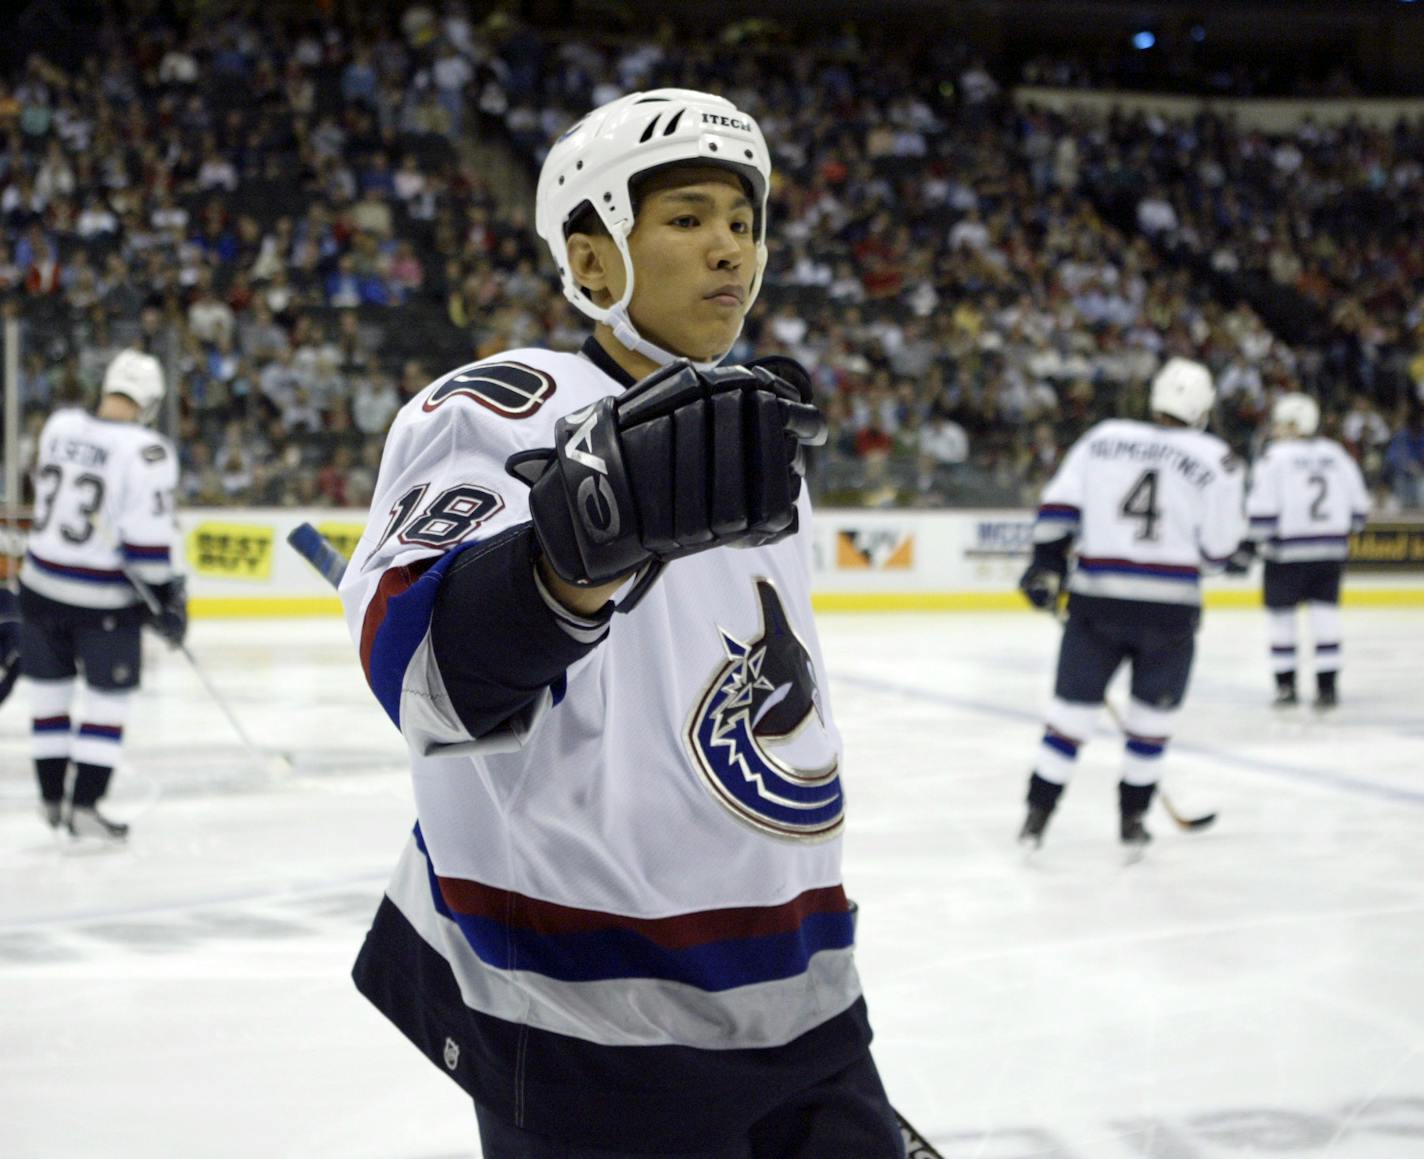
top-left (36, 757), bottom-right (67, 804)
top-left (71, 763), bottom-right (114, 809)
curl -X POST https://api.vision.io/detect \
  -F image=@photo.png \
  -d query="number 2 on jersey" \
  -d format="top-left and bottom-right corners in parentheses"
top-left (1119, 469), bottom-right (1161, 541)
top-left (1307, 474), bottom-right (1329, 521)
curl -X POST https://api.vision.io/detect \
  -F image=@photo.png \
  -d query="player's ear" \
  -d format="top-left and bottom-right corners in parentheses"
top-left (566, 233), bottom-right (615, 305)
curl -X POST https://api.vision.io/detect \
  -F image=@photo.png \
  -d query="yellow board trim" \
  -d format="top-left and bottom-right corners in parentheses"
top-left (189, 589), bottom-right (1424, 618)
top-left (191, 596), bottom-right (344, 618)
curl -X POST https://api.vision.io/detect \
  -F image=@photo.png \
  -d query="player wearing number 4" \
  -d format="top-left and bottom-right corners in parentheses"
top-left (1232, 393), bottom-right (1369, 709)
top-left (339, 89), bottom-right (903, 1157)
top-left (1017, 358), bottom-right (1246, 851)
top-left (18, 349), bottom-right (186, 841)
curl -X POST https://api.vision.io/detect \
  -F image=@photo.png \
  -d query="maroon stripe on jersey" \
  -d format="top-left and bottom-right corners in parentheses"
top-left (27, 551), bottom-right (125, 580)
top-left (359, 558), bottom-right (439, 683)
top-left (434, 876), bottom-right (852, 952)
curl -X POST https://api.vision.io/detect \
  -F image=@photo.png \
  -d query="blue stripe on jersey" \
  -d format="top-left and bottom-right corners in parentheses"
top-left (1076, 557), bottom-right (1199, 582)
top-left (365, 542), bottom-right (484, 728)
top-left (1126, 738), bottom-right (1165, 758)
top-left (413, 826), bottom-right (856, 992)
top-left (121, 544), bottom-right (171, 561)
top-left (1269, 534), bottom-right (1349, 546)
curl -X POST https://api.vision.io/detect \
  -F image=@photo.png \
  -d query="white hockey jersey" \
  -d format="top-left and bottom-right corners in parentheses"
top-left (1246, 436), bottom-right (1370, 562)
top-left (340, 345), bottom-right (860, 1055)
top-left (20, 408), bottom-right (180, 609)
top-left (1034, 418), bottom-right (1246, 605)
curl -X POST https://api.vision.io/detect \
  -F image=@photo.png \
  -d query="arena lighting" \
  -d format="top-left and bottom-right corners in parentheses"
top-left (1133, 30), bottom-right (1157, 49)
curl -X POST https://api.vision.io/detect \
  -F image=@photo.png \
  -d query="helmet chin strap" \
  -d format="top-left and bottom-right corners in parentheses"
top-left (605, 301), bottom-right (738, 373)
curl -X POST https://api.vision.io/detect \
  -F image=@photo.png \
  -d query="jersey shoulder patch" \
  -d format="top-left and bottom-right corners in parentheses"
top-left (422, 361), bottom-right (557, 420)
top-left (142, 443), bottom-right (168, 463)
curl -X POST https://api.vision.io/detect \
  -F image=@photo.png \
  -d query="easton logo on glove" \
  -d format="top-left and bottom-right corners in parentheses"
top-left (562, 408), bottom-right (622, 542)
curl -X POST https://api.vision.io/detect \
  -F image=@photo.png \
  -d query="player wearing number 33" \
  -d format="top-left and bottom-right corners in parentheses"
top-left (338, 89), bottom-right (903, 1157)
top-left (1016, 357), bottom-right (1246, 851)
top-left (18, 349), bottom-right (185, 842)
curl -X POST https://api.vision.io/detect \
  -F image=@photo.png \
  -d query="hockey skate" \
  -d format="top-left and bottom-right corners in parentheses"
top-left (1273, 673), bottom-right (1298, 708)
top-left (1314, 672), bottom-right (1338, 711)
top-left (38, 800), bottom-right (63, 831)
top-left (1018, 806), bottom-right (1052, 849)
top-left (1120, 813), bottom-right (1152, 862)
top-left (67, 805), bottom-right (129, 842)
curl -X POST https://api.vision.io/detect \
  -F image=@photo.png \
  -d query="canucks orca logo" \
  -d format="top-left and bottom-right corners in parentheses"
top-left (685, 579), bottom-right (844, 841)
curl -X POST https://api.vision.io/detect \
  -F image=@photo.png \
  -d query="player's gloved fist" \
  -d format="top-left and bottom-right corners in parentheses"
top-left (1018, 563), bottom-right (1063, 610)
top-left (506, 358), bottom-right (826, 590)
top-left (1018, 541), bottom-right (1069, 611)
top-left (148, 577), bottom-right (188, 648)
top-left (1222, 539), bottom-right (1255, 576)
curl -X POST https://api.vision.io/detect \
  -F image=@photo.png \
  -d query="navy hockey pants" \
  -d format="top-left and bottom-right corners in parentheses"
top-left (473, 1051), bottom-right (904, 1158)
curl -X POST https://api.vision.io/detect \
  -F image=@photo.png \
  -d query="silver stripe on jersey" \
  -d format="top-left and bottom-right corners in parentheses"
top-left (18, 566), bottom-right (140, 610)
top-left (385, 833), bottom-right (863, 1050)
top-left (1068, 571), bottom-right (1202, 606)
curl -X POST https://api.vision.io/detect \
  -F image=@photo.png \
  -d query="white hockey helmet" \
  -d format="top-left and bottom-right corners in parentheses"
top-left (535, 88), bottom-right (771, 368)
top-left (102, 349), bottom-right (165, 423)
top-left (1271, 391), bottom-right (1320, 437)
top-left (1149, 356), bottom-right (1216, 428)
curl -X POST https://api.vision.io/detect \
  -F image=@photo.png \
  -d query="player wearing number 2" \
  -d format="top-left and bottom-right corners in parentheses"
top-left (339, 89), bottom-right (902, 1156)
top-left (18, 349), bottom-right (185, 840)
top-left (1238, 392), bottom-right (1370, 709)
top-left (1016, 357), bottom-right (1246, 851)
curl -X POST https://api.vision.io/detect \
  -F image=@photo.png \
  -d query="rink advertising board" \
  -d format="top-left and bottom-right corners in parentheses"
top-left (1347, 522), bottom-right (1424, 569)
top-left (173, 509), bottom-right (1424, 616)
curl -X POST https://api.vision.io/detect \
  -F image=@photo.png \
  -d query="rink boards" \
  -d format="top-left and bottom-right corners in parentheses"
top-left (142, 507), bottom-right (1424, 616)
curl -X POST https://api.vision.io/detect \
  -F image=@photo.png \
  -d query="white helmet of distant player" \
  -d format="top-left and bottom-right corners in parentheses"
top-left (535, 88), bottom-right (771, 369)
top-left (1149, 357), bottom-right (1215, 429)
top-left (102, 349), bottom-right (165, 424)
top-left (1272, 391), bottom-right (1320, 438)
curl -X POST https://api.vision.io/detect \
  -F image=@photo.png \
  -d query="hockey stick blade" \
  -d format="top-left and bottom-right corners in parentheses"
top-left (898, 1109), bottom-right (946, 1158)
top-left (288, 521), bottom-right (349, 586)
top-left (1158, 791), bottom-right (1217, 832)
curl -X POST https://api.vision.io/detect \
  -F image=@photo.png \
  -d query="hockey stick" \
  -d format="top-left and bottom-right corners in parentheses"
top-left (1050, 599), bottom-right (1217, 833)
top-left (118, 560), bottom-right (292, 775)
top-left (287, 521), bottom-right (348, 587)
top-left (289, 521), bottom-right (948, 1158)
top-left (1099, 699), bottom-right (1217, 831)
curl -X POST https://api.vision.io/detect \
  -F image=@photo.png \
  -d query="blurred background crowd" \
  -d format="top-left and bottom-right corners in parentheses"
top-left (2, 0), bottom-right (1423, 512)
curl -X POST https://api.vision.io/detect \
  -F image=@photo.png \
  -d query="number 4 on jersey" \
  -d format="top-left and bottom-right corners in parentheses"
top-left (1120, 469), bottom-right (1161, 541)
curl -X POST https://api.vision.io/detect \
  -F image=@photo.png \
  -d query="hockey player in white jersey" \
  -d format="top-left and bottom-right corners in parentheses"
top-left (339, 90), bottom-right (902, 1157)
top-left (1239, 392), bottom-right (1369, 708)
top-left (1017, 357), bottom-right (1246, 850)
top-left (18, 350), bottom-right (185, 839)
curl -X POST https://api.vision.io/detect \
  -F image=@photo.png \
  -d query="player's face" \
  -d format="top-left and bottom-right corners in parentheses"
top-left (619, 168), bottom-right (758, 361)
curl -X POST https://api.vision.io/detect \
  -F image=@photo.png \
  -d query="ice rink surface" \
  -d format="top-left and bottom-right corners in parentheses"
top-left (2, 607), bottom-right (1423, 1159)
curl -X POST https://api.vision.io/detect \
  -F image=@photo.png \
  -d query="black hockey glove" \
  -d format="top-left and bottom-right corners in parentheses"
top-left (507, 358), bottom-right (826, 604)
top-left (1018, 540), bottom-right (1069, 611)
top-left (147, 577), bottom-right (188, 648)
top-left (1222, 539), bottom-right (1255, 576)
